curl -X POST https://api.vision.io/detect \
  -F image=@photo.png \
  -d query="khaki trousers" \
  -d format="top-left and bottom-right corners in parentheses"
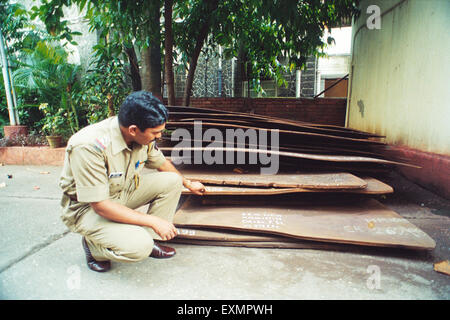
top-left (75, 172), bottom-right (182, 263)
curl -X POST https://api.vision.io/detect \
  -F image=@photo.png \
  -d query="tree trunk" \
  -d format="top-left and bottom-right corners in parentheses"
top-left (182, 0), bottom-right (219, 106)
top-left (106, 93), bottom-right (115, 117)
top-left (141, 4), bottom-right (162, 101)
top-left (164, 0), bottom-right (175, 106)
top-left (124, 44), bottom-right (141, 91)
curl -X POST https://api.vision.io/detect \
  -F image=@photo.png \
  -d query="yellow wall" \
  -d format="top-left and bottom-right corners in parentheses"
top-left (347, 0), bottom-right (450, 155)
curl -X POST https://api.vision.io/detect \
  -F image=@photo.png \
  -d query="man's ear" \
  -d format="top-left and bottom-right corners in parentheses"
top-left (128, 125), bottom-right (138, 137)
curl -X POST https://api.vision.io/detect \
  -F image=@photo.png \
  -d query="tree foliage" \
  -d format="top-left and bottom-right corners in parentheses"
top-left (0, 0), bottom-right (52, 131)
top-left (175, 0), bottom-right (359, 102)
top-left (26, 0), bottom-right (359, 109)
top-left (13, 41), bottom-right (81, 134)
top-left (209, 0), bottom-right (359, 91)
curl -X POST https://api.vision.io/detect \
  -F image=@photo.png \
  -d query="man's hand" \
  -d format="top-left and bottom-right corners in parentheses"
top-left (147, 215), bottom-right (178, 241)
top-left (184, 179), bottom-right (206, 196)
top-left (90, 200), bottom-right (178, 240)
top-left (157, 159), bottom-right (205, 196)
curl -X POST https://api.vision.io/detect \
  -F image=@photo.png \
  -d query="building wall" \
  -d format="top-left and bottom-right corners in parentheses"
top-left (164, 97), bottom-right (347, 126)
top-left (300, 56), bottom-right (317, 97)
top-left (190, 52), bottom-right (234, 98)
top-left (316, 26), bottom-right (352, 97)
top-left (347, 0), bottom-right (450, 156)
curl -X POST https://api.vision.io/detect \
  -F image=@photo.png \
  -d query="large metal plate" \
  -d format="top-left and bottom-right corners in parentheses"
top-left (181, 176), bottom-right (393, 195)
top-left (173, 197), bottom-right (436, 250)
top-left (171, 227), bottom-right (355, 249)
top-left (179, 168), bottom-right (367, 189)
top-left (172, 227), bottom-right (368, 251)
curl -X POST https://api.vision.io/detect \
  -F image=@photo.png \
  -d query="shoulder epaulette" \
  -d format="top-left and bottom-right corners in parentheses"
top-left (93, 136), bottom-right (109, 152)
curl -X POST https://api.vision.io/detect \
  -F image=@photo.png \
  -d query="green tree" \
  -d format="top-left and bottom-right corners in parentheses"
top-left (81, 0), bottom-right (145, 92)
top-left (174, 0), bottom-right (358, 105)
top-left (75, 45), bottom-right (129, 124)
top-left (174, 0), bottom-right (220, 106)
top-left (31, 0), bottom-right (359, 108)
top-left (211, 0), bottom-right (358, 96)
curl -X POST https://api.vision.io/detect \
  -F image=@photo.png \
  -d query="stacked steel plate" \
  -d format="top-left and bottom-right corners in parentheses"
top-left (147, 106), bottom-right (435, 251)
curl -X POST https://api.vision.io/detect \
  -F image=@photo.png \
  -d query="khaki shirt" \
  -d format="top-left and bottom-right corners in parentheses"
top-left (59, 116), bottom-right (166, 229)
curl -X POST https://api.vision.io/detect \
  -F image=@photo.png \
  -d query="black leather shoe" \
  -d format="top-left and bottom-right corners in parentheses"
top-left (149, 242), bottom-right (176, 259)
top-left (82, 237), bottom-right (111, 272)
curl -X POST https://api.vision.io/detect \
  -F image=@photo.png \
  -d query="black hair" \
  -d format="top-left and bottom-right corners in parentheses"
top-left (118, 91), bottom-right (168, 131)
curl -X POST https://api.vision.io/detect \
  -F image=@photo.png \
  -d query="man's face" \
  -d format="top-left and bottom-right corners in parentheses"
top-left (132, 122), bottom-right (166, 146)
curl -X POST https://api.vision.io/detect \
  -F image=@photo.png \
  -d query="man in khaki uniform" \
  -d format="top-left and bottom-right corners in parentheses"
top-left (59, 91), bottom-right (204, 272)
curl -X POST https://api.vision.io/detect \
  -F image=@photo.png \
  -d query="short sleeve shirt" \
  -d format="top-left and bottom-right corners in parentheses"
top-left (59, 116), bottom-right (166, 227)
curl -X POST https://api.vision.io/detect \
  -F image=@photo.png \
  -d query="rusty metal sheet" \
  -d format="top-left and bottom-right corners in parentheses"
top-left (167, 107), bottom-right (384, 138)
top-left (181, 176), bottom-right (393, 195)
top-left (176, 227), bottom-right (285, 242)
top-left (279, 158), bottom-right (397, 173)
top-left (173, 197), bottom-right (436, 250)
top-left (170, 226), bottom-right (349, 249)
top-left (169, 113), bottom-right (382, 139)
top-left (161, 146), bottom-right (418, 168)
top-left (179, 168), bottom-right (367, 189)
top-left (172, 227), bottom-right (364, 251)
top-left (166, 121), bottom-right (386, 145)
top-left (165, 156), bottom-right (396, 174)
top-left (162, 136), bottom-right (385, 158)
top-left (169, 238), bottom-right (346, 250)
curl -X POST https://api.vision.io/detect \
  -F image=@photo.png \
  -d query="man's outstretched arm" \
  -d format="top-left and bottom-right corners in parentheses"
top-left (157, 159), bottom-right (206, 195)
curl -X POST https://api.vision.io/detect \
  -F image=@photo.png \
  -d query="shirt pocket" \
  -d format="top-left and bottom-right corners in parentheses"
top-left (108, 175), bottom-right (125, 196)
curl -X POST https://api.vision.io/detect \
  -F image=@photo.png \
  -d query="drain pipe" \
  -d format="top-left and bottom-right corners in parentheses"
top-left (231, 57), bottom-right (235, 97)
top-left (218, 46), bottom-right (223, 96)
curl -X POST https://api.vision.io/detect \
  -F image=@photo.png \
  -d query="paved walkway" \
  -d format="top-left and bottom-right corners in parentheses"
top-left (0, 165), bottom-right (449, 299)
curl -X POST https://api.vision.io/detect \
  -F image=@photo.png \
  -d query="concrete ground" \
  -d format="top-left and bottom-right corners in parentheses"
top-left (0, 165), bottom-right (449, 300)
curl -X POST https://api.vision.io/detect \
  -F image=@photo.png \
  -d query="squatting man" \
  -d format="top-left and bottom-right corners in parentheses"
top-left (59, 91), bottom-right (205, 272)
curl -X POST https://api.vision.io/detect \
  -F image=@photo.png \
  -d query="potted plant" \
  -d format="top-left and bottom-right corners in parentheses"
top-left (39, 103), bottom-right (66, 148)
